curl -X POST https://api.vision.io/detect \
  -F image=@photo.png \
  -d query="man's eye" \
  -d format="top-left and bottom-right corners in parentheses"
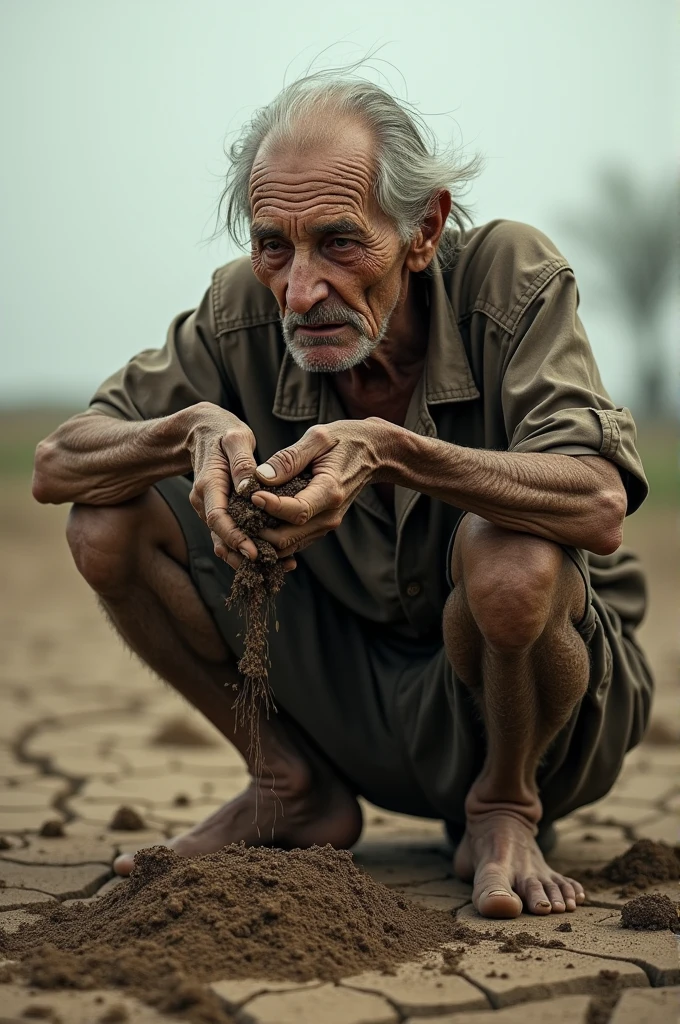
top-left (331, 238), bottom-right (353, 249)
top-left (263, 240), bottom-right (283, 252)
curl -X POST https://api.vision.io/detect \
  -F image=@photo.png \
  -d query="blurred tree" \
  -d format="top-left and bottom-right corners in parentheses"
top-left (562, 169), bottom-right (678, 418)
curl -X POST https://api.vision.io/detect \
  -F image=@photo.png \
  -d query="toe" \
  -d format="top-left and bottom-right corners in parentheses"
top-left (473, 870), bottom-right (523, 919)
top-left (544, 881), bottom-right (566, 912)
top-left (565, 876), bottom-right (586, 906)
top-left (522, 878), bottom-right (553, 915)
top-left (113, 852), bottom-right (135, 876)
top-left (557, 879), bottom-right (576, 912)
top-left (475, 885), bottom-right (523, 919)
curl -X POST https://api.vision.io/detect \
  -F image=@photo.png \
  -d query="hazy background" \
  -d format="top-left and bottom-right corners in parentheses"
top-left (1, 0), bottom-right (678, 415)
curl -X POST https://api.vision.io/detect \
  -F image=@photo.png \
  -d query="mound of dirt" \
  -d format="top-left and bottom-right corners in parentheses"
top-left (0, 844), bottom-right (458, 1023)
top-left (151, 717), bottom-right (215, 748)
top-left (108, 806), bottom-right (146, 832)
top-left (585, 839), bottom-right (680, 896)
top-left (38, 820), bottom-right (65, 838)
top-left (620, 893), bottom-right (680, 931)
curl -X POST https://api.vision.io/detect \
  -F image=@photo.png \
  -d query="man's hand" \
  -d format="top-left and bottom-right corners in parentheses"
top-left (186, 404), bottom-right (263, 568)
top-left (249, 418), bottom-right (388, 558)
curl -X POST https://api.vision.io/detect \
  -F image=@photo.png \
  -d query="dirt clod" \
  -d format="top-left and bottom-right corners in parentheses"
top-left (38, 820), bottom-right (65, 838)
top-left (108, 806), bottom-right (146, 831)
top-left (0, 844), bottom-right (459, 1024)
top-left (585, 839), bottom-right (680, 896)
top-left (152, 717), bottom-right (215, 748)
top-left (620, 893), bottom-right (679, 931)
top-left (98, 1005), bottom-right (129, 1023)
top-left (0, 836), bottom-right (12, 850)
top-left (556, 922), bottom-right (573, 932)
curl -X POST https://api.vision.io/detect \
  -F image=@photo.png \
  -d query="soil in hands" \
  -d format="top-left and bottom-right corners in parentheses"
top-left (620, 893), bottom-right (680, 931)
top-left (0, 844), bottom-right (460, 1024)
top-left (226, 475), bottom-right (307, 772)
top-left (584, 839), bottom-right (680, 898)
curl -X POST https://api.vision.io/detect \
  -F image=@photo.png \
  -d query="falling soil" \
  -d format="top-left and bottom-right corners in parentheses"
top-left (0, 844), bottom-right (459, 1024)
top-left (152, 716), bottom-right (215, 748)
top-left (620, 893), bottom-right (680, 931)
top-left (108, 806), bottom-right (146, 831)
top-left (585, 839), bottom-right (680, 897)
top-left (226, 475), bottom-right (307, 773)
top-left (38, 820), bottom-right (65, 838)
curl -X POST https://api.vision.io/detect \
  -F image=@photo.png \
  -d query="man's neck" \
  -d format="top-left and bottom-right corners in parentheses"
top-left (332, 270), bottom-right (429, 425)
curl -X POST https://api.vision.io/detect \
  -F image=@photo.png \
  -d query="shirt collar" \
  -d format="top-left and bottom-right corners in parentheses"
top-left (272, 257), bottom-right (479, 423)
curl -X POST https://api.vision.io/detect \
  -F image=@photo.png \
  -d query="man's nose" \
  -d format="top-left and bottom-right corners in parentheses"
top-left (284, 252), bottom-right (330, 314)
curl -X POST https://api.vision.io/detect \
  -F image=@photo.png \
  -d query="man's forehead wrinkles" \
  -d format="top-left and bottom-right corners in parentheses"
top-left (249, 177), bottom-right (368, 206)
top-left (251, 193), bottom-right (366, 224)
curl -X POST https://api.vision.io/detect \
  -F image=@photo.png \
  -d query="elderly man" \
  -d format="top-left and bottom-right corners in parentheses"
top-left (33, 76), bottom-right (651, 920)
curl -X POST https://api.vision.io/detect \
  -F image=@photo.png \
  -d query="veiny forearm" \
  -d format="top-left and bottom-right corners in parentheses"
top-left (32, 410), bottom-right (195, 505)
top-left (379, 423), bottom-right (626, 555)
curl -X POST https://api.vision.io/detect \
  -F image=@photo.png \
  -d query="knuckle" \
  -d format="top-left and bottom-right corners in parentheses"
top-left (273, 449), bottom-right (298, 475)
top-left (205, 508), bottom-right (224, 530)
top-left (309, 424), bottom-right (329, 445)
top-left (327, 484), bottom-right (343, 509)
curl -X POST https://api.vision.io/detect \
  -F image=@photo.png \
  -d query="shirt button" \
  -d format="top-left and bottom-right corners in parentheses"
top-left (406, 582), bottom-right (421, 597)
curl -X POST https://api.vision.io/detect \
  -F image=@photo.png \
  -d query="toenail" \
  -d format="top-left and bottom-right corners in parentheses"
top-left (537, 900), bottom-right (551, 908)
top-left (488, 889), bottom-right (512, 897)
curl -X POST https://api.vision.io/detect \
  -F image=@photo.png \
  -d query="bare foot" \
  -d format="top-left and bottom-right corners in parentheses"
top-left (454, 810), bottom-right (585, 918)
top-left (113, 768), bottom-right (362, 876)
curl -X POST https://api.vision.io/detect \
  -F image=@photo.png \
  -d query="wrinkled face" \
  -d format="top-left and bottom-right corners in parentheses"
top-left (249, 119), bottom-right (409, 373)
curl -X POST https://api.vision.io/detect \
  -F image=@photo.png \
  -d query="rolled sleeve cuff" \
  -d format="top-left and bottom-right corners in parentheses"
top-left (509, 406), bottom-right (649, 514)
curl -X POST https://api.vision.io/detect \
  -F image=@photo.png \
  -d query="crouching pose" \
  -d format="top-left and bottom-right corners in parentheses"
top-left (33, 74), bottom-right (652, 918)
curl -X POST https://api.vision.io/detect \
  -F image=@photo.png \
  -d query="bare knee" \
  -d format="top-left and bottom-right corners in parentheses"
top-left (451, 518), bottom-right (565, 652)
top-left (67, 500), bottom-right (146, 594)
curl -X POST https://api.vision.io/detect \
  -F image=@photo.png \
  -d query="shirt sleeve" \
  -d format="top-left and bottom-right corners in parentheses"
top-left (87, 278), bottom-right (234, 421)
top-left (501, 268), bottom-right (648, 514)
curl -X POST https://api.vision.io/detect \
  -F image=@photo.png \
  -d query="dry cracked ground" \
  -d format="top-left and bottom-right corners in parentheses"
top-left (0, 477), bottom-right (678, 1024)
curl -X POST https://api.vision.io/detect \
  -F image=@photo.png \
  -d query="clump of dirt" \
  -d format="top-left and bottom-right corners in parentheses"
top-left (585, 839), bottom-right (680, 897)
top-left (620, 893), bottom-right (679, 931)
top-left (0, 836), bottom-right (12, 850)
top-left (0, 844), bottom-right (459, 1024)
top-left (99, 1005), bottom-right (128, 1023)
top-left (151, 717), bottom-right (215, 748)
top-left (108, 806), bottom-right (146, 831)
top-left (226, 475), bottom-right (308, 771)
top-left (173, 794), bottom-right (191, 807)
top-left (643, 719), bottom-right (679, 746)
top-left (556, 921), bottom-right (573, 932)
top-left (20, 1006), bottom-right (60, 1021)
top-left (38, 820), bottom-right (65, 838)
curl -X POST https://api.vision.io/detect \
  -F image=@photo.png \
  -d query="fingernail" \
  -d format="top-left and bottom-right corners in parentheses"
top-left (238, 546), bottom-right (251, 559)
top-left (251, 495), bottom-right (266, 507)
top-left (236, 480), bottom-right (250, 494)
top-left (256, 463), bottom-right (276, 480)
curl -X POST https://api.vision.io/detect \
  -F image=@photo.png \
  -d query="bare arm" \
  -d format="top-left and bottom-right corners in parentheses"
top-left (246, 418), bottom-right (628, 558)
top-left (381, 424), bottom-right (627, 554)
top-left (32, 401), bottom-right (265, 562)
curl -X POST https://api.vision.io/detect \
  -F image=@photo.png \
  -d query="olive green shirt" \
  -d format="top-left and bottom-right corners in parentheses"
top-left (88, 219), bottom-right (648, 641)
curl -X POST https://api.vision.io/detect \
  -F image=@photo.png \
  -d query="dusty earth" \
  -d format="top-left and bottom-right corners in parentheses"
top-left (0, 476), bottom-right (678, 1024)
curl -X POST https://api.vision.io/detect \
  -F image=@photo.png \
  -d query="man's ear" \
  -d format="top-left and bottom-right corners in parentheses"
top-left (405, 191), bottom-right (452, 272)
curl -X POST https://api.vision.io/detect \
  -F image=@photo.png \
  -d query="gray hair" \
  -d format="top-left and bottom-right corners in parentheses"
top-left (216, 70), bottom-right (483, 266)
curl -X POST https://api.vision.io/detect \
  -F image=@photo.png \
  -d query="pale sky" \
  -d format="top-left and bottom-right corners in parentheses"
top-left (1, 0), bottom-right (677, 408)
